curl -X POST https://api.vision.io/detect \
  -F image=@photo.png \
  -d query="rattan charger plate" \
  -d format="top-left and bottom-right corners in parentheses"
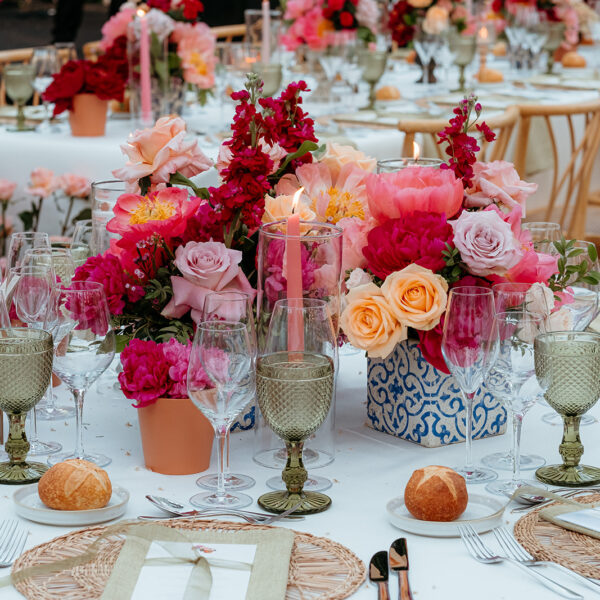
top-left (12, 518), bottom-right (366, 600)
top-left (514, 493), bottom-right (600, 579)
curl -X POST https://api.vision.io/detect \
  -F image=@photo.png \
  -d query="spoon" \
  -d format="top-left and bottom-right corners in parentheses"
top-left (509, 487), bottom-right (600, 513)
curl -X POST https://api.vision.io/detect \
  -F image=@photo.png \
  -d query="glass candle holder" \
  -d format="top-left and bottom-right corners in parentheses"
top-left (91, 180), bottom-right (125, 255)
top-left (244, 8), bottom-right (282, 63)
top-left (255, 220), bottom-right (343, 471)
top-left (376, 158), bottom-right (444, 173)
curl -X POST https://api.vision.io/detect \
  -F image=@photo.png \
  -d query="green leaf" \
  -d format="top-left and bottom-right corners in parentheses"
top-left (589, 244), bottom-right (598, 262)
top-left (274, 141), bottom-right (320, 176)
top-left (72, 208), bottom-right (92, 224)
top-left (567, 248), bottom-right (584, 258)
top-left (581, 275), bottom-right (600, 285)
top-left (154, 59), bottom-right (169, 85)
top-left (168, 172), bottom-right (208, 199)
top-left (139, 176), bottom-right (151, 196)
top-left (115, 334), bottom-right (131, 354)
top-left (18, 210), bottom-right (34, 232)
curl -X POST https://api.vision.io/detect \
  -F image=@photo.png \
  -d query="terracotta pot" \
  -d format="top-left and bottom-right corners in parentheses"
top-left (137, 396), bottom-right (214, 475)
top-left (68, 93), bottom-right (108, 137)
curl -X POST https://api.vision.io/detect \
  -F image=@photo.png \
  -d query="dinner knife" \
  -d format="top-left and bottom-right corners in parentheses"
top-left (369, 550), bottom-right (390, 600)
top-left (389, 538), bottom-right (414, 600)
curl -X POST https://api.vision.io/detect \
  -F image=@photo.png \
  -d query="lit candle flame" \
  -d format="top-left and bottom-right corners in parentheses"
top-left (480, 26), bottom-right (488, 40)
top-left (292, 187), bottom-right (304, 214)
top-left (137, 8), bottom-right (145, 17)
top-left (413, 142), bottom-right (420, 161)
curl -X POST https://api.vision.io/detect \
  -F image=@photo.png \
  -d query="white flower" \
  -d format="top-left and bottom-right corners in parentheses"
top-left (355, 0), bottom-right (380, 34)
top-left (548, 307), bottom-right (574, 332)
top-left (525, 282), bottom-right (554, 318)
top-left (346, 268), bottom-right (373, 289)
top-left (131, 9), bottom-right (175, 42)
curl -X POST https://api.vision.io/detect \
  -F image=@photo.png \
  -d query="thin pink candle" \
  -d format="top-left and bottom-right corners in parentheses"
top-left (262, 0), bottom-right (271, 65)
top-left (286, 188), bottom-right (304, 354)
top-left (138, 9), bottom-right (152, 126)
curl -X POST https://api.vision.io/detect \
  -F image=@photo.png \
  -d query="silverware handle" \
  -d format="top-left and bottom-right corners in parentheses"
top-left (506, 558), bottom-right (583, 599)
top-left (399, 571), bottom-right (414, 600)
top-left (536, 562), bottom-right (600, 592)
top-left (377, 581), bottom-right (390, 600)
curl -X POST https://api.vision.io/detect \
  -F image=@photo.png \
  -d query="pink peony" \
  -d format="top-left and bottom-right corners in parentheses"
top-left (451, 209), bottom-right (523, 276)
top-left (0, 179), bottom-right (17, 202)
top-left (112, 116), bottom-right (213, 187)
top-left (100, 6), bottom-right (136, 51)
top-left (27, 167), bottom-right (58, 198)
top-left (58, 173), bottom-right (91, 198)
top-left (162, 241), bottom-right (256, 323)
top-left (162, 338), bottom-right (202, 398)
top-left (337, 216), bottom-right (371, 273)
top-left (173, 22), bottom-right (216, 89)
top-left (366, 167), bottom-right (464, 223)
top-left (464, 160), bottom-right (538, 215)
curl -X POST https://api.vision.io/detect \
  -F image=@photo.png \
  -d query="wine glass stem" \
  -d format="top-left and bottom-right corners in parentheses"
top-left (17, 102), bottom-right (25, 130)
top-left (73, 388), bottom-right (86, 459)
top-left (224, 429), bottom-right (231, 477)
top-left (512, 410), bottom-right (524, 484)
top-left (463, 391), bottom-right (476, 473)
top-left (215, 424), bottom-right (227, 498)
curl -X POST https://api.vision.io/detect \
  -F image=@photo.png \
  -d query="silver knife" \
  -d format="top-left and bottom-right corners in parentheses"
top-left (369, 551), bottom-right (390, 600)
top-left (390, 538), bottom-right (414, 600)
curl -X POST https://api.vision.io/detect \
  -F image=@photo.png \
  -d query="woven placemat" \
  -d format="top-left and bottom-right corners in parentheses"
top-left (12, 519), bottom-right (366, 600)
top-left (514, 493), bottom-right (600, 579)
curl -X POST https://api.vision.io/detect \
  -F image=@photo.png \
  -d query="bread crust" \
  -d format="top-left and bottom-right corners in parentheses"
top-left (562, 51), bottom-right (586, 68)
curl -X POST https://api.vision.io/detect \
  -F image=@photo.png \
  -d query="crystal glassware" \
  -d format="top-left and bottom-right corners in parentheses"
top-left (47, 282), bottom-right (116, 467)
top-left (359, 49), bottom-right (388, 111)
top-left (71, 219), bottom-right (93, 268)
top-left (195, 291), bottom-right (257, 493)
top-left (448, 31), bottom-right (476, 92)
top-left (6, 232), bottom-right (50, 271)
top-left (4, 64), bottom-right (35, 132)
top-left (534, 331), bottom-right (600, 486)
top-left (376, 158), bottom-right (444, 173)
top-left (257, 298), bottom-right (336, 514)
top-left (252, 62), bottom-right (283, 97)
top-left (441, 286), bottom-right (499, 483)
top-left (0, 328), bottom-right (53, 484)
top-left (91, 180), bottom-right (125, 255)
top-left (486, 311), bottom-right (547, 496)
top-left (31, 45), bottom-right (60, 132)
top-left (187, 320), bottom-right (255, 509)
top-left (521, 222), bottom-right (561, 253)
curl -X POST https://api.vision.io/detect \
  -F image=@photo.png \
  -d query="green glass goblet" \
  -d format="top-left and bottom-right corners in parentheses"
top-left (0, 328), bottom-right (53, 484)
top-left (359, 50), bottom-right (388, 111)
top-left (4, 64), bottom-right (35, 132)
top-left (534, 331), bottom-right (600, 486)
top-left (448, 31), bottom-right (476, 92)
top-left (252, 63), bottom-right (283, 97)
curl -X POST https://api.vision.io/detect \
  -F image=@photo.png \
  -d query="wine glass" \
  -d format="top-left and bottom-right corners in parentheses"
top-left (54, 42), bottom-right (78, 66)
top-left (31, 46), bottom-right (60, 132)
top-left (441, 287), bottom-right (499, 483)
top-left (534, 331), bottom-right (600, 486)
top-left (195, 291), bottom-right (257, 493)
top-left (71, 219), bottom-right (93, 268)
top-left (257, 298), bottom-right (336, 514)
top-left (6, 232), bottom-right (50, 271)
top-left (482, 282), bottom-right (549, 471)
top-left (0, 328), bottom-right (53, 484)
top-left (522, 222), bottom-right (561, 253)
top-left (47, 282), bottom-right (116, 467)
top-left (187, 320), bottom-right (254, 509)
top-left (485, 311), bottom-right (547, 496)
top-left (4, 64), bottom-right (35, 132)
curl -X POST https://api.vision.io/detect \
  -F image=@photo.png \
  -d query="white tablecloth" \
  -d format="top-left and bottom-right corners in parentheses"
top-left (0, 352), bottom-right (598, 599)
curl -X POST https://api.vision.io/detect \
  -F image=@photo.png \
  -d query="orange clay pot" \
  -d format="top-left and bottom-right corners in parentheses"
top-left (137, 396), bottom-right (214, 475)
top-left (68, 93), bottom-right (108, 137)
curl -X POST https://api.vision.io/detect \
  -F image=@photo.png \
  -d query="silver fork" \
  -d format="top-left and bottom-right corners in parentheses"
top-left (493, 527), bottom-right (600, 595)
top-left (0, 520), bottom-right (27, 568)
top-left (457, 524), bottom-right (583, 599)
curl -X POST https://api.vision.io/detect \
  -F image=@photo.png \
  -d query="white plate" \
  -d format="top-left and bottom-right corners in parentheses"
top-left (13, 484), bottom-right (129, 526)
top-left (386, 493), bottom-right (506, 538)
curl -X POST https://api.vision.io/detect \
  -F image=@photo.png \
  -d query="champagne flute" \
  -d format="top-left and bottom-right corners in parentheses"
top-left (47, 282), bottom-right (116, 467)
top-left (441, 287), bottom-right (499, 483)
top-left (485, 311), bottom-right (547, 496)
top-left (6, 232), bottom-right (50, 272)
top-left (195, 291), bottom-right (257, 493)
top-left (4, 64), bottom-right (35, 132)
top-left (257, 298), bottom-right (336, 514)
top-left (31, 45), bottom-right (60, 132)
top-left (187, 320), bottom-right (254, 509)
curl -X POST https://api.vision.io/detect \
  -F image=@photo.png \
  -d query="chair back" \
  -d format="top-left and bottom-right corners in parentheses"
top-left (211, 24), bottom-right (246, 42)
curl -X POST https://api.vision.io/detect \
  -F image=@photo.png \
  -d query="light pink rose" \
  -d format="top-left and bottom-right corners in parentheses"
top-left (58, 174), bottom-right (91, 198)
top-left (451, 209), bottom-right (523, 276)
top-left (100, 5), bottom-right (136, 51)
top-left (355, 0), bottom-right (380, 33)
top-left (346, 268), bottom-right (373, 289)
top-left (112, 116), bottom-right (213, 186)
top-left (0, 179), bottom-right (17, 202)
top-left (464, 161), bottom-right (538, 215)
top-left (173, 22), bottom-right (216, 89)
top-left (27, 167), bottom-right (58, 198)
top-left (162, 241), bottom-right (256, 324)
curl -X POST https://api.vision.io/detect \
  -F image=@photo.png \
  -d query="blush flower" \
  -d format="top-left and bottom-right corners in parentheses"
top-left (58, 173), bottom-right (91, 198)
top-left (100, 5), bottom-right (136, 51)
top-left (27, 168), bottom-right (58, 198)
top-left (172, 22), bottom-right (216, 89)
top-left (318, 142), bottom-right (376, 180)
top-left (0, 179), bottom-right (17, 202)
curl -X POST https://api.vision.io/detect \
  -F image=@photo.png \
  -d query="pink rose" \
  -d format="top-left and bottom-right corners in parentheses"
top-left (100, 6), bottom-right (136, 51)
top-left (452, 209), bottom-right (523, 276)
top-left (27, 167), bottom-right (58, 198)
top-left (112, 116), bottom-right (213, 187)
top-left (58, 173), bottom-right (91, 198)
top-left (0, 179), bottom-right (17, 202)
top-left (338, 216), bottom-right (370, 272)
top-left (162, 241), bottom-right (256, 323)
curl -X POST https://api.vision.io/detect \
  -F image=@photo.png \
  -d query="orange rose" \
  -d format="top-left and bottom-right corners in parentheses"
top-left (340, 283), bottom-right (406, 358)
top-left (381, 264), bottom-right (448, 331)
top-left (319, 143), bottom-right (377, 180)
top-left (262, 194), bottom-right (316, 228)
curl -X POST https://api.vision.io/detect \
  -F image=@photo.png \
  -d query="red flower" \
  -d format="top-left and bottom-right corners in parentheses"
top-left (43, 60), bottom-right (85, 115)
top-left (147, 0), bottom-right (171, 12)
top-left (388, 1), bottom-right (416, 47)
top-left (339, 10), bottom-right (354, 27)
top-left (328, 0), bottom-right (345, 11)
top-left (84, 61), bottom-right (125, 102)
top-left (417, 318), bottom-right (450, 374)
top-left (181, 0), bottom-right (204, 20)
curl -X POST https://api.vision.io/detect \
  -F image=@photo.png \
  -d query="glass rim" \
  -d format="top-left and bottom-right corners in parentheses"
top-left (535, 331), bottom-right (600, 355)
top-left (197, 320), bottom-right (248, 332)
top-left (9, 231), bottom-right (49, 239)
top-left (492, 282), bottom-right (534, 291)
top-left (376, 157), bottom-right (444, 166)
top-left (0, 327), bottom-right (53, 344)
top-left (204, 291), bottom-right (251, 301)
top-left (273, 298), bottom-right (328, 311)
top-left (63, 281), bottom-right (105, 292)
top-left (522, 222), bottom-right (561, 230)
top-left (91, 179), bottom-right (127, 190)
top-left (259, 220), bottom-right (343, 241)
top-left (449, 286), bottom-right (494, 297)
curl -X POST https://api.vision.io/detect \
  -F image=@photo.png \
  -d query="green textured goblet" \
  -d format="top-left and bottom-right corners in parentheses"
top-left (0, 328), bottom-right (53, 484)
top-left (359, 50), bottom-right (388, 111)
top-left (448, 31), bottom-right (476, 92)
top-left (252, 63), bottom-right (283, 97)
top-left (534, 331), bottom-right (600, 486)
top-left (537, 22), bottom-right (566, 74)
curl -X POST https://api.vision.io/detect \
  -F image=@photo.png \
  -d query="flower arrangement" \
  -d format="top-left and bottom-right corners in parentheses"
top-left (281, 0), bottom-right (381, 50)
top-left (338, 94), bottom-right (595, 372)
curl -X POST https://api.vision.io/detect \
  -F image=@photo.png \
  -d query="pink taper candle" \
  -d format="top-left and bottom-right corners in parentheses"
top-left (286, 188), bottom-right (304, 353)
top-left (138, 9), bottom-right (152, 126)
top-left (262, 0), bottom-right (271, 65)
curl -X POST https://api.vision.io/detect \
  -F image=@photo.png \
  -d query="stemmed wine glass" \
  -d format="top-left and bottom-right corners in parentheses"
top-left (187, 320), bottom-right (255, 509)
top-left (6, 232), bottom-right (50, 271)
top-left (257, 298), bottom-right (336, 514)
top-left (195, 291), bottom-right (256, 493)
top-left (485, 311), bottom-right (547, 496)
top-left (4, 64), bottom-right (35, 132)
top-left (31, 46), bottom-right (60, 132)
top-left (47, 282), bottom-right (116, 467)
top-left (441, 287), bottom-right (499, 483)
top-left (71, 219), bottom-right (93, 268)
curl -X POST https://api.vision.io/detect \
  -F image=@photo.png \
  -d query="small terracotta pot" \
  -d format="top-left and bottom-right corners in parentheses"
top-left (68, 93), bottom-right (108, 137)
top-left (137, 396), bottom-right (214, 475)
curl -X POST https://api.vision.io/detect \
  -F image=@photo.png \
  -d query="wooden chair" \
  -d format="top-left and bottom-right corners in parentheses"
top-left (397, 105), bottom-right (519, 163)
top-left (83, 41), bottom-right (103, 62)
top-left (211, 24), bottom-right (246, 42)
top-left (512, 99), bottom-right (600, 240)
top-left (0, 48), bottom-right (34, 106)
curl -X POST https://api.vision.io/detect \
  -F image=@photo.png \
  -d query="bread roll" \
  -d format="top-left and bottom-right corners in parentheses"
top-left (376, 85), bottom-right (402, 101)
top-left (561, 51), bottom-right (586, 68)
top-left (492, 41), bottom-right (507, 57)
top-left (477, 67), bottom-right (504, 83)
top-left (404, 465), bottom-right (468, 521)
top-left (38, 459), bottom-right (112, 511)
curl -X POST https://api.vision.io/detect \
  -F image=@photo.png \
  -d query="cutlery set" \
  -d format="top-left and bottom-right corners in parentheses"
top-left (369, 538), bottom-right (414, 600)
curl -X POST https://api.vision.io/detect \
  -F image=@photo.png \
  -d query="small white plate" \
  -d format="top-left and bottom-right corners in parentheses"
top-left (386, 493), bottom-right (506, 538)
top-left (13, 484), bottom-right (129, 526)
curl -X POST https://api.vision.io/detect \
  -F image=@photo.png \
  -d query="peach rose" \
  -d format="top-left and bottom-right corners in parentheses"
top-left (112, 116), bottom-right (213, 187)
top-left (423, 6), bottom-right (449, 34)
top-left (27, 167), bottom-right (58, 198)
top-left (340, 283), bottom-right (407, 358)
top-left (381, 264), bottom-right (448, 331)
top-left (58, 173), bottom-right (91, 198)
top-left (0, 179), bottom-right (17, 202)
top-left (319, 143), bottom-right (377, 180)
top-left (408, 0), bottom-right (433, 7)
